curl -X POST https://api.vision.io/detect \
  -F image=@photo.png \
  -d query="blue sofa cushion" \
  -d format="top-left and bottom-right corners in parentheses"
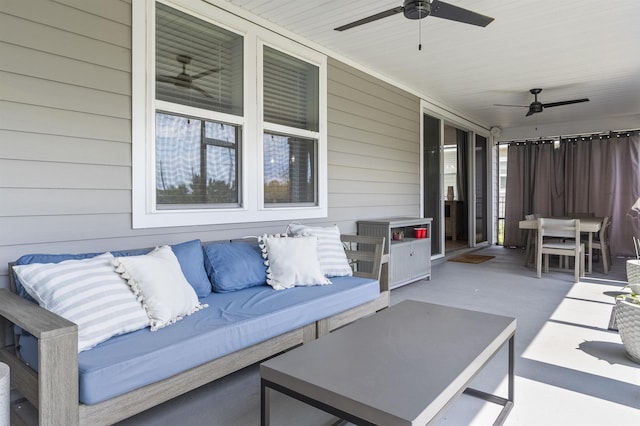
top-left (13, 240), bottom-right (212, 300)
top-left (203, 241), bottom-right (268, 293)
top-left (14, 275), bottom-right (380, 404)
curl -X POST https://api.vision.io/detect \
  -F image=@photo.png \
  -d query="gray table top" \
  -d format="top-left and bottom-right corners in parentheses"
top-left (261, 300), bottom-right (516, 426)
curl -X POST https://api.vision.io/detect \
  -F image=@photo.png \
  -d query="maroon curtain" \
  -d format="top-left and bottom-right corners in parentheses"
top-left (562, 135), bottom-right (640, 256)
top-left (504, 133), bottom-right (640, 256)
top-left (503, 141), bottom-right (564, 247)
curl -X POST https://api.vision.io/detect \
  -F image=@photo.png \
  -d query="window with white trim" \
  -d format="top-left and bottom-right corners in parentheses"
top-left (262, 45), bottom-right (319, 206)
top-left (132, 0), bottom-right (327, 228)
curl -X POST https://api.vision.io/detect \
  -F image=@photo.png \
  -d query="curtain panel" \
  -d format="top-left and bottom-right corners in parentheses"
top-left (503, 134), bottom-right (640, 256)
top-left (503, 141), bottom-right (564, 248)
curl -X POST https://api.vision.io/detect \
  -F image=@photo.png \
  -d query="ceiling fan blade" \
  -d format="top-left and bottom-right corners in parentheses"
top-left (192, 68), bottom-right (221, 80)
top-left (430, 0), bottom-right (494, 27)
top-left (157, 75), bottom-right (179, 84)
top-left (190, 83), bottom-right (213, 98)
top-left (542, 98), bottom-right (589, 108)
top-left (334, 6), bottom-right (403, 31)
top-left (525, 108), bottom-right (536, 117)
top-left (494, 104), bottom-right (529, 108)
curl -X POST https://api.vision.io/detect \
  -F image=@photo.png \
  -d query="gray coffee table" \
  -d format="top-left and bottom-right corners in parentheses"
top-left (261, 300), bottom-right (515, 425)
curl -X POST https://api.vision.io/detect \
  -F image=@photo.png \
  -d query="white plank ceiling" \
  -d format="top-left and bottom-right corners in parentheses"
top-left (210, 0), bottom-right (640, 132)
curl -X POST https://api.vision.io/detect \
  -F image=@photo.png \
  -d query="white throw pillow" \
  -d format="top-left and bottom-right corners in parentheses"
top-left (13, 253), bottom-right (150, 352)
top-left (113, 246), bottom-right (207, 331)
top-left (259, 235), bottom-right (331, 290)
top-left (287, 223), bottom-right (353, 277)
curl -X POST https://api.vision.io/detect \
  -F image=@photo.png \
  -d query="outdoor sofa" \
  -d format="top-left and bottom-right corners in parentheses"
top-left (0, 230), bottom-right (387, 426)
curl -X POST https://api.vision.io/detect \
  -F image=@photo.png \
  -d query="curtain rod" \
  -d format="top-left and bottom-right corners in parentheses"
top-left (497, 128), bottom-right (640, 145)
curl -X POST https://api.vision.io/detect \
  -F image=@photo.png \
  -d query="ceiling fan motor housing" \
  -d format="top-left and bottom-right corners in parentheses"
top-left (175, 73), bottom-right (192, 88)
top-left (404, 0), bottom-right (431, 20)
top-left (530, 102), bottom-right (543, 113)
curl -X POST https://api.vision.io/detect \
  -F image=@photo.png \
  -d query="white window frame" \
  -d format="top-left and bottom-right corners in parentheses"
top-left (258, 38), bottom-right (327, 211)
top-left (132, 0), bottom-right (327, 228)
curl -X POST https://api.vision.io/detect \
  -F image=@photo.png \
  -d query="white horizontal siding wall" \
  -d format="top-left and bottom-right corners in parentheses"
top-left (0, 1), bottom-right (421, 288)
top-left (327, 59), bottom-right (421, 232)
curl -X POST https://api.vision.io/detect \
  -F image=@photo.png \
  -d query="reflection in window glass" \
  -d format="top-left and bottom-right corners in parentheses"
top-left (156, 112), bottom-right (239, 208)
top-left (155, 2), bottom-right (243, 115)
top-left (263, 133), bottom-right (316, 205)
top-left (263, 46), bottom-right (318, 131)
top-left (443, 146), bottom-right (458, 200)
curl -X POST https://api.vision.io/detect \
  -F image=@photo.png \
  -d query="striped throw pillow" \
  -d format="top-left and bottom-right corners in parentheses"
top-left (287, 224), bottom-right (353, 277)
top-left (13, 253), bottom-right (150, 352)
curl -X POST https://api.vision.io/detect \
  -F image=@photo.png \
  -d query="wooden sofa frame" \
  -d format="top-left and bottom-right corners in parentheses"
top-left (0, 235), bottom-right (387, 426)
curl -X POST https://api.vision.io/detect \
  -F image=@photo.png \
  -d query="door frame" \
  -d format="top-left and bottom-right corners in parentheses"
top-left (420, 99), bottom-right (493, 257)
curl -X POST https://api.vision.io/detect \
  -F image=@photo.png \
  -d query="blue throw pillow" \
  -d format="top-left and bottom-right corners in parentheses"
top-left (170, 239), bottom-right (212, 298)
top-left (202, 241), bottom-right (268, 293)
top-left (13, 240), bottom-right (212, 300)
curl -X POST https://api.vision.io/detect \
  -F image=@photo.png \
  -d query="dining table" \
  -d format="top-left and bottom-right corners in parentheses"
top-left (518, 217), bottom-right (604, 275)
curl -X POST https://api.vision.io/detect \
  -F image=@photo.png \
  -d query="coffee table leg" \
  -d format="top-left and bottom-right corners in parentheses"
top-left (463, 333), bottom-right (515, 425)
top-left (261, 379), bottom-right (270, 426)
top-left (508, 334), bottom-right (514, 402)
top-left (492, 334), bottom-right (515, 425)
top-left (260, 378), bottom-right (375, 426)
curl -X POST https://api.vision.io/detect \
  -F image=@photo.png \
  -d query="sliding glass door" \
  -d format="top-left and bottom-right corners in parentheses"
top-left (422, 111), bottom-right (491, 256)
top-left (475, 134), bottom-right (488, 243)
top-left (423, 113), bottom-right (443, 258)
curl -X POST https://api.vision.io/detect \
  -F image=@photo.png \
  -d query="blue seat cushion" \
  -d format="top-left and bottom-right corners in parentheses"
top-left (18, 276), bottom-right (380, 404)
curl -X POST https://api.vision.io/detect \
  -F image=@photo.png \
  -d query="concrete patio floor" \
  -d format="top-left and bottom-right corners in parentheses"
top-left (110, 245), bottom-right (639, 425)
top-left (394, 245), bottom-right (639, 425)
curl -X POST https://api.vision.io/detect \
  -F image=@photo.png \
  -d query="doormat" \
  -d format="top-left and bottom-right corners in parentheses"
top-left (448, 254), bottom-right (495, 264)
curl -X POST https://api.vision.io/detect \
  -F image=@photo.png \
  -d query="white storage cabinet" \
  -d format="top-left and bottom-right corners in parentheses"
top-left (357, 217), bottom-right (432, 289)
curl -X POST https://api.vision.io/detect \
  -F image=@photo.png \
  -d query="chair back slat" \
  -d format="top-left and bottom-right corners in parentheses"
top-left (535, 218), bottom-right (584, 282)
top-left (568, 212), bottom-right (595, 218)
top-left (538, 218), bottom-right (580, 239)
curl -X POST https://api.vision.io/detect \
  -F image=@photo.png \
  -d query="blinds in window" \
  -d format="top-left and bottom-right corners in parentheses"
top-left (263, 46), bottom-right (318, 132)
top-left (156, 2), bottom-right (243, 115)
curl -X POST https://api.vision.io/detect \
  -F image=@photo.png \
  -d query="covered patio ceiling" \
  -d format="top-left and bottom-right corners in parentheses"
top-left (210, 0), bottom-right (640, 132)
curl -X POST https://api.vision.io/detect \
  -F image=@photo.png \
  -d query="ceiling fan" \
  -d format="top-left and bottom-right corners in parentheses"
top-left (334, 0), bottom-right (494, 32)
top-left (157, 54), bottom-right (220, 98)
top-left (495, 89), bottom-right (590, 117)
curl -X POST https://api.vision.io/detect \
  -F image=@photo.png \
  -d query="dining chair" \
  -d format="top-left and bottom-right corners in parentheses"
top-left (556, 212), bottom-right (591, 269)
top-left (536, 218), bottom-right (584, 282)
top-left (526, 213), bottom-right (563, 267)
top-left (558, 213), bottom-right (591, 269)
top-left (582, 216), bottom-right (611, 274)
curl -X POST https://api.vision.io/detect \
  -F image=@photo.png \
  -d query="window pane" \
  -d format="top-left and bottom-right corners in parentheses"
top-left (264, 133), bottom-right (316, 205)
top-left (156, 3), bottom-right (243, 115)
top-left (263, 46), bottom-right (318, 131)
top-left (156, 112), bottom-right (239, 208)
